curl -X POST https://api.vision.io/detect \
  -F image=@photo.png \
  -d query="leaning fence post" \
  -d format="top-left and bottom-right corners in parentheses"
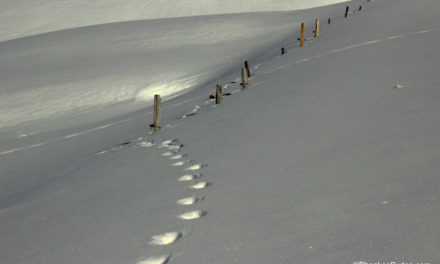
top-left (244, 60), bottom-right (251, 77)
top-left (315, 19), bottom-right (319, 37)
top-left (345, 6), bottom-right (349, 18)
top-left (241, 68), bottom-right (248, 88)
top-left (300, 22), bottom-right (305, 47)
top-left (153, 94), bottom-right (161, 131)
top-left (216, 84), bottom-right (222, 104)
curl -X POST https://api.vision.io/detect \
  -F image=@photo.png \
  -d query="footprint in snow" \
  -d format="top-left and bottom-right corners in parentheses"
top-left (169, 154), bottom-right (185, 160)
top-left (157, 139), bottom-right (180, 149)
top-left (96, 141), bottom-right (134, 155)
top-left (180, 113), bottom-right (197, 119)
top-left (178, 210), bottom-right (207, 220)
top-left (161, 152), bottom-right (175, 157)
top-left (190, 181), bottom-right (211, 190)
top-left (167, 144), bottom-right (183, 150)
top-left (172, 160), bottom-right (191, 167)
top-left (149, 232), bottom-right (181, 245)
top-left (137, 141), bottom-right (155, 148)
top-left (180, 105), bottom-right (201, 119)
top-left (184, 164), bottom-right (206, 171)
top-left (178, 174), bottom-right (201, 182)
top-left (161, 139), bottom-right (174, 145)
top-left (177, 196), bottom-right (203, 205)
top-left (137, 255), bottom-right (170, 264)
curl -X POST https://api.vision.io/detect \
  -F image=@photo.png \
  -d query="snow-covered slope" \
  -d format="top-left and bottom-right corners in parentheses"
top-left (0, 12), bottom-right (304, 134)
top-left (1, 0), bottom-right (440, 264)
top-left (0, 0), bottom-right (348, 136)
top-left (0, 0), bottom-right (348, 42)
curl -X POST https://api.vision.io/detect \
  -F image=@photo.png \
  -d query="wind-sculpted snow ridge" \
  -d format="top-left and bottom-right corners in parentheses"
top-left (0, 10), bottom-right (311, 134)
top-left (0, 0), bottom-right (348, 42)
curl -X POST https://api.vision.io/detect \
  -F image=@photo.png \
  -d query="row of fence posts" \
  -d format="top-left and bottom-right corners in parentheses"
top-left (152, 4), bottom-right (363, 131)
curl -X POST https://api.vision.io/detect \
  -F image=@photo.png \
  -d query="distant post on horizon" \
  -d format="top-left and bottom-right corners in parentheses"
top-left (345, 6), bottom-right (349, 18)
top-left (241, 68), bottom-right (249, 88)
top-left (153, 94), bottom-right (161, 131)
top-left (216, 84), bottom-right (222, 104)
top-left (315, 19), bottom-right (319, 37)
top-left (300, 22), bottom-right (305, 47)
top-left (244, 60), bottom-right (251, 77)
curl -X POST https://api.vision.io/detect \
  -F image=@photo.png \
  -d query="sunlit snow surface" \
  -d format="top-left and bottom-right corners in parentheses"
top-left (0, 13), bottom-right (331, 133)
top-left (0, 0), bottom-right (348, 42)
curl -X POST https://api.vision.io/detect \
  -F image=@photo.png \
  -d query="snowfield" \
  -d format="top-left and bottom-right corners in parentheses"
top-left (1, 0), bottom-right (347, 135)
top-left (1, 0), bottom-right (440, 264)
top-left (0, 0), bottom-right (348, 42)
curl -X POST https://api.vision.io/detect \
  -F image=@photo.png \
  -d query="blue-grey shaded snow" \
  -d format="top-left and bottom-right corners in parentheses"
top-left (1, 0), bottom-right (439, 264)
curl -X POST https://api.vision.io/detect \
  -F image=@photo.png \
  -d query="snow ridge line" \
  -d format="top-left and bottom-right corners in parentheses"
top-left (6, 1), bottom-right (435, 160)
top-left (132, 138), bottom-right (209, 264)
top-left (1, 1), bottom-right (361, 157)
top-left (0, 1), bottom-right (371, 156)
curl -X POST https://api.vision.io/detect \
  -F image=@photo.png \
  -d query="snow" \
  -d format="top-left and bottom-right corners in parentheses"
top-left (177, 197), bottom-right (198, 206)
top-left (1, 0), bottom-right (440, 264)
top-left (149, 232), bottom-right (181, 246)
top-left (178, 210), bottom-right (206, 220)
top-left (0, 13), bottom-right (296, 133)
top-left (0, 0), bottom-right (348, 42)
top-left (137, 255), bottom-right (170, 264)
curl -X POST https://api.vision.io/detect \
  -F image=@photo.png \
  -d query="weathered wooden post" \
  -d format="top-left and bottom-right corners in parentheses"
top-left (300, 22), bottom-right (305, 47)
top-left (216, 84), bottom-right (222, 104)
top-left (241, 68), bottom-right (248, 88)
top-left (315, 19), bottom-right (320, 37)
top-left (153, 94), bottom-right (161, 131)
top-left (359, 6), bottom-right (362, 11)
top-left (281, 47), bottom-right (285, 55)
top-left (328, 18), bottom-right (331, 24)
top-left (345, 6), bottom-right (349, 18)
top-left (244, 60), bottom-right (251, 77)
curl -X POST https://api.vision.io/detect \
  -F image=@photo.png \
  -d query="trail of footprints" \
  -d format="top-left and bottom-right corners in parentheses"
top-left (138, 139), bottom-right (210, 264)
top-left (134, 7), bottom-right (376, 262)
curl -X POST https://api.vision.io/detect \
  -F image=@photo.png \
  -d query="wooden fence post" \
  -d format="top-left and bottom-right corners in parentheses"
top-left (328, 18), bottom-right (331, 24)
top-left (345, 6), bottom-right (349, 18)
top-left (300, 22), bottom-right (305, 47)
top-left (241, 68), bottom-right (248, 88)
top-left (315, 19), bottom-right (319, 37)
top-left (216, 84), bottom-right (222, 104)
top-left (244, 60), bottom-right (251, 77)
top-left (154, 94), bottom-right (161, 131)
top-left (281, 47), bottom-right (285, 55)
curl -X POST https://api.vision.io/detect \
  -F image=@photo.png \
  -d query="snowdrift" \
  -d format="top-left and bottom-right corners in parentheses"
top-left (1, 0), bottom-right (348, 42)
